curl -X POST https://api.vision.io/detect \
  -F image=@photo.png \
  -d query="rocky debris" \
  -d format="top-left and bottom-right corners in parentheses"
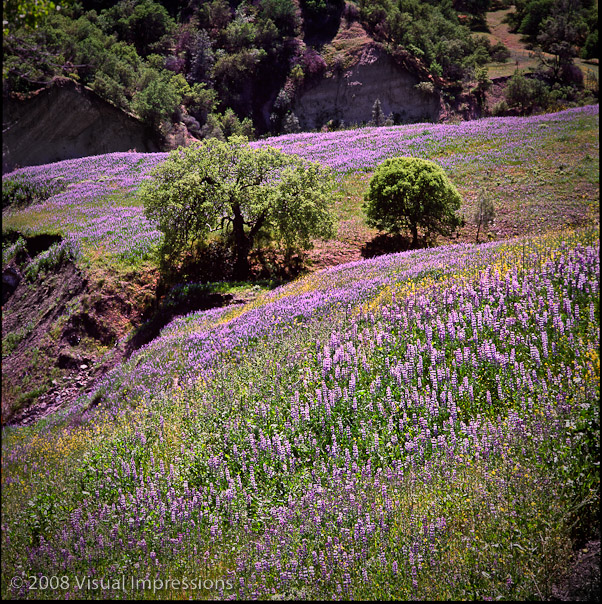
top-left (9, 363), bottom-right (97, 426)
top-left (163, 121), bottom-right (198, 151)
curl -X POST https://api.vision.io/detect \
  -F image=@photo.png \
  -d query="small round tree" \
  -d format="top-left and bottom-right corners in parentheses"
top-left (140, 136), bottom-right (336, 280)
top-left (362, 157), bottom-right (463, 247)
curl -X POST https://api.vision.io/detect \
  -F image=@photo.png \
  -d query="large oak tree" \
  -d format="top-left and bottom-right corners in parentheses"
top-left (140, 136), bottom-right (336, 279)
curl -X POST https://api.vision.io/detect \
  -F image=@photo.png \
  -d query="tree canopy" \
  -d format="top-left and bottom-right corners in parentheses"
top-left (363, 157), bottom-right (463, 246)
top-left (139, 136), bottom-right (336, 279)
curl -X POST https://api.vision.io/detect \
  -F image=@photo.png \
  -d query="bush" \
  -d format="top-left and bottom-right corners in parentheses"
top-left (490, 41), bottom-right (511, 62)
top-left (2, 236), bottom-right (27, 267)
top-left (473, 188), bottom-right (495, 243)
top-left (97, 0), bottom-right (175, 57)
top-left (503, 73), bottom-right (550, 114)
top-left (363, 157), bottom-right (463, 247)
top-left (139, 136), bottom-right (335, 280)
top-left (2, 174), bottom-right (67, 209)
top-left (131, 73), bottom-right (181, 127)
top-left (415, 81), bottom-right (435, 95)
top-left (491, 99), bottom-right (510, 116)
top-left (581, 30), bottom-right (598, 60)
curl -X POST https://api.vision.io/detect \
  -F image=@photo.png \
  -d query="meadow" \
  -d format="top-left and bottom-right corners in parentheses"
top-left (3, 105), bottom-right (599, 271)
top-left (1, 106), bottom-right (600, 600)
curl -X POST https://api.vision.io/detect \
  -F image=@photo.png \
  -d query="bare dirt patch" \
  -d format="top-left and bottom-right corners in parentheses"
top-left (550, 536), bottom-right (600, 601)
top-left (1, 257), bottom-right (159, 426)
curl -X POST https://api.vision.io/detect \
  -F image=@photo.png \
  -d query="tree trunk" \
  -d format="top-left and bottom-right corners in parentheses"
top-left (411, 224), bottom-right (418, 248)
top-left (232, 202), bottom-right (251, 280)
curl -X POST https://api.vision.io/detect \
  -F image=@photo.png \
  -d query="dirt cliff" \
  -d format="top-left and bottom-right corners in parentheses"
top-left (293, 36), bottom-right (441, 129)
top-left (2, 77), bottom-right (160, 174)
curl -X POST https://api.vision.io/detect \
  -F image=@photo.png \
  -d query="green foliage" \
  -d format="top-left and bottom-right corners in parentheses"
top-left (471, 65), bottom-right (492, 106)
top-left (139, 136), bottom-right (335, 279)
top-left (187, 28), bottom-right (215, 85)
top-left (356, 0), bottom-right (488, 79)
top-left (1, 0), bottom-right (521, 140)
top-left (509, 0), bottom-right (596, 71)
top-left (2, 235), bottom-right (27, 267)
top-left (97, 0), bottom-right (175, 57)
top-left (2, 0), bottom-right (61, 33)
top-left (24, 239), bottom-right (81, 281)
top-left (517, 0), bottom-right (554, 38)
top-left (536, 2), bottom-right (588, 83)
top-left (490, 41), bottom-right (511, 62)
top-left (171, 74), bottom-right (217, 120)
top-left (259, 0), bottom-right (301, 38)
top-left (219, 108), bottom-right (255, 139)
top-left (503, 73), bottom-right (550, 113)
top-left (198, 108), bottom-right (255, 141)
top-left (581, 29), bottom-right (598, 60)
top-left (2, 174), bottom-right (67, 209)
top-left (363, 157), bottom-right (463, 245)
top-left (131, 72), bottom-right (181, 127)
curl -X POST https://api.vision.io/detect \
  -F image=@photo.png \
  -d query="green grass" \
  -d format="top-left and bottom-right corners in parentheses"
top-left (1, 227), bottom-right (599, 599)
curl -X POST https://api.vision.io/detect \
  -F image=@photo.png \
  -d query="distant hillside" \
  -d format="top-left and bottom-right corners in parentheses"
top-left (2, 0), bottom-right (509, 146)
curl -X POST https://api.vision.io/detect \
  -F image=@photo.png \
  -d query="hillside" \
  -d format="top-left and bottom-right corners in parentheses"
top-left (1, 106), bottom-right (600, 599)
top-left (2, 105), bottom-right (599, 424)
top-left (4, 1), bottom-right (599, 172)
top-left (1, 0), bottom-right (515, 149)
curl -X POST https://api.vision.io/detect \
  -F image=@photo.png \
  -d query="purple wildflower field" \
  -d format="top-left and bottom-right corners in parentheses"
top-left (1, 106), bottom-right (599, 600)
top-left (2, 227), bottom-right (599, 599)
top-left (2, 105), bottom-right (598, 265)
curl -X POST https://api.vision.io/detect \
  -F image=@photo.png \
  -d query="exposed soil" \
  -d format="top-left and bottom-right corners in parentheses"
top-left (1, 253), bottom-right (158, 426)
top-left (2, 259), bottom-right (87, 423)
top-left (2, 251), bottom-right (278, 427)
top-left (550, 536), bottom-right (600, 601)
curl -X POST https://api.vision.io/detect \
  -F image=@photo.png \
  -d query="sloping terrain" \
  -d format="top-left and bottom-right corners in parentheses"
top-left (1, 107), bottom-right (599, 600)
top-left (483, 7), bottom-right (599, 81)
top-left (2, 228), bottom-right (599, 599)
top-left (2, 106), bottom-right (599, 425)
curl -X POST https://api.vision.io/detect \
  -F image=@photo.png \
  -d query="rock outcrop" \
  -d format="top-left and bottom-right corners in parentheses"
top-left (2, 77), bottom-right (160, 174)
top-left (293, 42), bottom-right (441, 130)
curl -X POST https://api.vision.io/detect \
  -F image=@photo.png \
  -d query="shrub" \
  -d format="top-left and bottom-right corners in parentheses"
top-left (490, 41), bottom-right (511, 62)
top-left (581, 30), bottom-right (598, 60)
top-left (415, 81), bottom-right (435, 95)
top-left (503, 73), bottom-right (550, 114)
top-left (2, 236), bottom-right (27, 267)
top-left (131, 73), bottom-right (181, 128)
top-left (371, 98), bottom-right (385, 126)
top-left (363, 157), bottom-right (463, 247)
top-left (97, 0), bottom-right (175, 57)
top-left (2, 174), bottom-right (67, 209)
top-left (282, 112), bottom-right (301, 133)
top-left (473, 188), bottom-right (495, 243)
top-left (139, 136), bottom-right (335, 280)
top-left (491, 99), bottom-right (510, 116)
